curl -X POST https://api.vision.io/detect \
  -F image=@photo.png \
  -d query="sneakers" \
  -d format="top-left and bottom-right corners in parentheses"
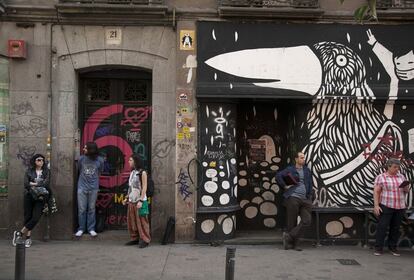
top-left (389, 248), bottom-right (401, 257)
top-left (75, 230), bottom-right (84, 237)
top-left (125, 239), bottom-right (140, 246)
top-left (12, 231), bottom-right (22, 247)
top-left (373, 249), bottom-right (383, 256)
top-left (89, 230), bottom-right (98, 237)
top-left (25, 238), bottom-right (32, 248)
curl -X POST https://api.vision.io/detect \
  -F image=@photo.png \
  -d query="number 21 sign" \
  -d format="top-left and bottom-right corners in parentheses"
top-left (106, 28), bottom-right (122, 45)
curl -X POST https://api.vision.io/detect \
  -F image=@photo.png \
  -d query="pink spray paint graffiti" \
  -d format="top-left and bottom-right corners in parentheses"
top-left (82, 104), bottom-right (151, 188)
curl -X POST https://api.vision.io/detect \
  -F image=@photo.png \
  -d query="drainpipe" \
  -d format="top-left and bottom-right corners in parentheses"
top-left (44, 21), bottom-right (56, 241)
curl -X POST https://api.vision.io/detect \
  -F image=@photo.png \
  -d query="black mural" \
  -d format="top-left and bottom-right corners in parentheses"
top-left (197, 22), bottom-right (414, 241)
top-left (236, 103), bottom-right (290, 230)
top-left (197, 103), bottom-right (238, 240)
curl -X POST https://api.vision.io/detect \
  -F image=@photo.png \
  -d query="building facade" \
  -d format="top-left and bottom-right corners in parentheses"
top-left (1, 0), bottom-right (414, 245)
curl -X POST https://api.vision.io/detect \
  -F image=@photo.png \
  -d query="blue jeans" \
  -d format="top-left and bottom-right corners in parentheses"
top-left (77, 189), bottom-right (98, 232)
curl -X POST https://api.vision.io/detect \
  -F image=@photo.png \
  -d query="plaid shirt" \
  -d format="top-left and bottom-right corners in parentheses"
top-left (374, 172), bottom-right (407, 209)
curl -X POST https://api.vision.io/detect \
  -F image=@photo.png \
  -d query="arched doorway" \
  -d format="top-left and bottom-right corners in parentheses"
top-left (78, 68), bottom-right (152, 230)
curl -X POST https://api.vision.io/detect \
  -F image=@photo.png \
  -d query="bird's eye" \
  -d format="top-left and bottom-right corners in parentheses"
top-left (336, 55), bottom-right (348, 67)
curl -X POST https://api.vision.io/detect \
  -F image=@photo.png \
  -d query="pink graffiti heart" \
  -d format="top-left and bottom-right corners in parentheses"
top-left (96, 193), bottom-right (114, 209)
top-left (121, 106), bottom-right (152, 131)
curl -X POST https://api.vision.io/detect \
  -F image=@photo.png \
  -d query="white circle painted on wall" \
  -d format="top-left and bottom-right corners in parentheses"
top-left (260, 202), bottom-right (277, 216)
top-left (271, 184), bottom-right (280, 193)
top-left (222, 181), bottom-right (230, 189)
top-left (245, 206), bottom-right (258, 219)
top-left (239, 200), bottom-right (249, 208)
top-left (219, 171), bottom-right (225, 177)
top-left (202, 162), bottom-right (208, 167)
top-left (204, 181), bottom-right (218, 193)
top-left (206, 169), bottom-right (218, 178)
top-left (252, 196), bottom-right (263, 204)
top-left (201, 195), bottom-right (214, 206)
top-left (260, 161), bottom-right (269, 167)
top-left (201, 219), bottom-right (215, 234)
top-left (230, 158), bottom-right (236, 165)
top-left (326, 221), bottom-right (344, 236)
top-left (220, 194), bottom-right (230, 205)
top-left (238, 178), bottom-right (248, 187)
top-left (272, 157), bottom-right (281, 163)
top-left (222, 217), bottom-right (233, 235)
top-left (270, 165), bottom-right (279, 171)
top-left (264, 218), bottom-right (276, 228)
top-left (262, 191), bottom-right (275, 201)
top-left (339, 216), bottom-right (354, 228)
top-left (218, 214), bottom-right (227, 224)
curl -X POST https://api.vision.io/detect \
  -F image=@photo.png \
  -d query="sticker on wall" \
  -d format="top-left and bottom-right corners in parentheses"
top-left (0, 125), bottom-right (6, 143)
top-left (105, 28), bottom-right (122, 45)
top-left (180, 30), bottom-right (195, 51)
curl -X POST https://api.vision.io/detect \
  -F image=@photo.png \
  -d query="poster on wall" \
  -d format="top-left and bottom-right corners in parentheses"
top-left (0, 125), bottom-right (6, 143)
top-left (180, 30), bottom-right (195, 51)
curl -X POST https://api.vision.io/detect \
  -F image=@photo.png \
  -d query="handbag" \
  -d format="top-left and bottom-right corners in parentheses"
top-left (138, 200), bottom-right (149, 217)
top-left (30, 186), bottom-right (49, 201)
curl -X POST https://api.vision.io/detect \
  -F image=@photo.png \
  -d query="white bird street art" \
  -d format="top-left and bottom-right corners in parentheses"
top-left (205, 29), bottom-right (414, 208)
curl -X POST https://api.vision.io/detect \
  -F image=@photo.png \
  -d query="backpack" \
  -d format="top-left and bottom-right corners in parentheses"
top-left (138, 170), bottom-right (155, 197)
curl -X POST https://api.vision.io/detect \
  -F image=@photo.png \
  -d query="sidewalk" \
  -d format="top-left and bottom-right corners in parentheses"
top-left (1, 239), bottom-right (413, 280)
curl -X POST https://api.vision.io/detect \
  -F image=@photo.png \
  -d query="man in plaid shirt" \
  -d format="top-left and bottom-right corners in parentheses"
top-left (373, 158), bottom-right (410, 256)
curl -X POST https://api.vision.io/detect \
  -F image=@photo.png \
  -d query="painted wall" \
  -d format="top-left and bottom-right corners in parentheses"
top-left (0, 57), bottom-right (9, 237)
top-left (197, 22), bottom-right (414, 241)
top-left (0, 22), bottom-right (51, 240)
top-left (0, 22), bottom-right (176, 240)
top-left (51, 25), bottom-right (176, 239)
top-left (175, 21), bottom-right (198, 241)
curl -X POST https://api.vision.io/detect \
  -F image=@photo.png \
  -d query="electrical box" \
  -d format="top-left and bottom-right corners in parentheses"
top-left (8, 40), bottom-right (26, 59)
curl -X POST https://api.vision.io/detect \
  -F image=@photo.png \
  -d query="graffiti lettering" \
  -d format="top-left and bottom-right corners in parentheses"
top-left (16, 145), bottom-right (36, 167)
top-left (106, 214), bottom-right (127, 225)
top-left (126, 131), bottom-right (141, 143)
top-left (82, 104), bottom-right (133, 189)
top-left (12, 101), bottom-right (34, 115)
top-left (96, 125), bottom-right (114, 137)
top-left (114, 193), bottom-right (125, 204)
top-left (211, 107), bottom-right (231, 140)
top-left (121, 106), bottom-right (152, 132)
top-left (205, 150), bottom-right (225, 160)
top-left (134, 143), bottom-right (147, 161)
top-left (153, 139), bottom-right (176, 159)
top-left (11, 116), bottom-right (47, 137)
top-left (176, 168), bottom-right (192, 201)
top-left (96, 193), bottom-right (114, 208)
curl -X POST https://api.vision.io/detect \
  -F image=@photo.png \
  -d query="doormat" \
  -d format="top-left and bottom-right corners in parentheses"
top-left (336, 259), bottom-right (360, 265)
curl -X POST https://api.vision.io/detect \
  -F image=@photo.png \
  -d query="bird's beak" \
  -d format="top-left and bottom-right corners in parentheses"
top-left (205, 46), bottom-right (323, 96)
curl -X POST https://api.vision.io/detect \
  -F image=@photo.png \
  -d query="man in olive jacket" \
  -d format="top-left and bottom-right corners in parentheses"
top-left (276, 151), bottom-right (313, 251)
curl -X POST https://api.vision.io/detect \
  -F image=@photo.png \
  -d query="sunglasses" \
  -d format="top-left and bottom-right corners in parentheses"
top-left (36, 158), bottom-right (44, 162)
